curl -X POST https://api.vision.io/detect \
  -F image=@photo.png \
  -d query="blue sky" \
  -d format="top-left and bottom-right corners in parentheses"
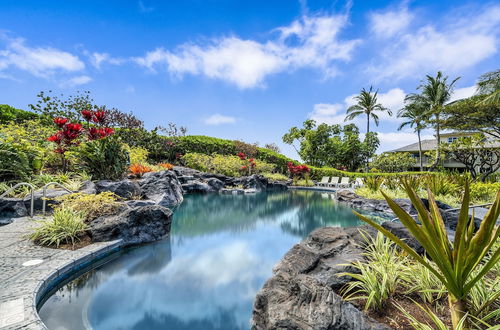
top-left (0, 0), bottom-right (499, 159)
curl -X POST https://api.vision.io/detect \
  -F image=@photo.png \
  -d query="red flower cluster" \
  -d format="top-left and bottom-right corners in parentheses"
top-left (47, 121), bottom-right (83, 154)
top-left (81, 109), bottom-right (107, 124)
top-left (88, 127), bottom-right (114, 140)
top-left (287, 162), bottom-right (310, 175)
top-left (238, 153), bottom-right (257, 173)
top-left (47, 110), bottom-right (115, 157)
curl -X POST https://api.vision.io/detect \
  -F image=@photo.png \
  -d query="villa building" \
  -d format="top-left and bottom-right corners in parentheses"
top-left (389, 132), bottom-right (500, 172)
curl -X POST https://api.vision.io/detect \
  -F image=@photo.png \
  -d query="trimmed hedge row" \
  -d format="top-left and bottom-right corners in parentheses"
top-left (175, 135), bottom-right (295, 172)
top-left (308, 166), bottom-right (432, 180)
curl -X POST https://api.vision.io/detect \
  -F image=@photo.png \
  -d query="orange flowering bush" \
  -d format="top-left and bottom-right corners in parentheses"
top-left (129, 163), bottom-right (152, 177)
top-left (158, 163), bottom-right (174, 170)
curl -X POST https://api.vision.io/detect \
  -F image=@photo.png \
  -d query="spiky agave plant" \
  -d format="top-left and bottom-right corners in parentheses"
top-left (353, 180), bottom-right (500, 328)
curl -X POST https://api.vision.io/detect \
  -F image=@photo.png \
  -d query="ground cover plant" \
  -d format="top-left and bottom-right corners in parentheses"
top-left (350, 181), bottom-right (500, 329)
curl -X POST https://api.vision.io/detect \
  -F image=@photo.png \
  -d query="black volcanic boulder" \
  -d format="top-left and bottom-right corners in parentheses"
top-left (139, 171), bottom-right (183, 207)
top-left (95, 179), bottom-right (142, 199)
top-left (252, 227), bottom-right (390, 330)
top-left (89, 204), bottom-right (172, 245)
top-left (0, 198), bottom-right (28, 224)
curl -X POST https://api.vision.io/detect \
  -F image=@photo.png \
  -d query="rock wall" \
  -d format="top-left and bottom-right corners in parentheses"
top-left (252, 226), bottom-right (390, 330)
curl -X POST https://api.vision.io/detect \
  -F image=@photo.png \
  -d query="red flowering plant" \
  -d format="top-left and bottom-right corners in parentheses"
top-left (287, 162), bottom-right (311, 185)
top-left (238, 153), bottom-right (258, 175)
top-left (46, 109), bottom-right (115, 171)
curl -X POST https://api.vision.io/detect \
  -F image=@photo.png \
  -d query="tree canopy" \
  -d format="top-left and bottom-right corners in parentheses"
top-left (282, 120), bottom-right (379, 171)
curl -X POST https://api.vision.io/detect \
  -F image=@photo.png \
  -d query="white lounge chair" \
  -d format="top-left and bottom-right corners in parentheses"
top-left (327, 177), bottom-right (339, 187)
top-left (338, 177), bottom-right (350, 188)
top-left (318, 176), bottom-right (330, 187)
top-left (352, 178), bottom-right (364, 188)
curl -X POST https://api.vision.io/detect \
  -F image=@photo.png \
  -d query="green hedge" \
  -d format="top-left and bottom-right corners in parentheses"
top-left (174, 135), bottom-right (295, 172)
top-left (308, 166), bottom-right (432, 180)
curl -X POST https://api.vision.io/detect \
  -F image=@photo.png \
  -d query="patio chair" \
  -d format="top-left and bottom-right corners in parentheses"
top-left (327, 177), bottom-right (339, 187)
top-left (338, 177), bottom-right (350, 188)
top-left (317, 176), bottom-right (330, 187)
top-left (352, 178), bottom-right (364, 188)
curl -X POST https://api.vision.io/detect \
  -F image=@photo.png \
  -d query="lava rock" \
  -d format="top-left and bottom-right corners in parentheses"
top-left (0, 198), bottom-right (28, 224)
top-left (252, 226), bottom-right (390, 330)
top-left (139, 171), bottom-right (183, 207)
top-left (79, 180), bottom-right (97, 194)
top-left (125, 199), bottom-right (157, 208)
top-left (89, 204), bottom-right (173, 245)
top-left (206, 178), bottom-right (225, 191)
top-left (181, 180), bottom-right (212, 193)
top-left (95, 179), bottom-right (142, 199)
top-left (381, 221), bottom-right (424, 254)
top-left (23, 188), bottom-right (72, 213)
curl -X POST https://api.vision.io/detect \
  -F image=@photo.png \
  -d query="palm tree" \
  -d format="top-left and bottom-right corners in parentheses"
top-left (398, 99), bottom-right (428, 171)
top-left (345, 86), bottom-right (392, 135)
top-left (406, 72), bottom-right (459, 170)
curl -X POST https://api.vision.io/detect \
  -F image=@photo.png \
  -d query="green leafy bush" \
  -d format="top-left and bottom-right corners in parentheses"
top-left (341, 232), bottom-right (406, 312)
top-left (0, 104), bottom-right (39, 124)
top-left (182, 152), bottom-right (275, 177)
top-left (78, 136), bottom-right (129, 180)
top-left (124, 145), bottom-right (149, 165)
top-left (55, 191), bottom-right (123, 221)
top-left (470, 182), bottom-right (500, 203)
top-left (30, 207), bottom-right (88, 247)
top-left (363, 176), bottom-right (385, 192)
top-left (262, 172), bottom-right (289, 181)
top-left (0, 142), bottom-right (31, 180)
top-left (371, 152), bottom-right (416, 172)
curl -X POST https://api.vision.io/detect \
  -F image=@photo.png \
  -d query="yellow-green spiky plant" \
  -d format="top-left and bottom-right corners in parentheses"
top-left (353, 180), bottom-right (500, 329)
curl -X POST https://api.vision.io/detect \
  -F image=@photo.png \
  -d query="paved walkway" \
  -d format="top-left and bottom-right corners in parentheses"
top-left (0, 217), bottom-right (122, 330)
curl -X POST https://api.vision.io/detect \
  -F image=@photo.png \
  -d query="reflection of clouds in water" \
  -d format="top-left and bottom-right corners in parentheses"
top-left (40, 191), bottom-right (363, 330)
top-left (88, 239), bottom-right (273, 330)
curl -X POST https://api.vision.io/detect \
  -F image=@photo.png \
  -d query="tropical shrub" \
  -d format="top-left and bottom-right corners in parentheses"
top-left (126, 145), bottom-right (149, 165)
top-left (158, 162), bottom-right (174, 170)
top-left (423, 173), bottom-right (458, 196)
top-left (341, 232), bottom-right (407, 312)
top-left (129, 163), bottom-right (152, 177)
top-left (287, 162), bottom-right (311, 185)
top-left (0, 142), bottom-right (31, 180)
top-left (371, 152), bottom-right (416, 173)
top-left (470, 182), bottom-right (500, 204)
top-left (30, 207), bottom-right (88, 247)
top-left (182, 152), bottom-right (275, 177)
top-left (353, 181), bottom-right (500, 328)
top-left (363, 176), bottom-right (384, 192)
top-left (262, 172), bottom-right (288, 181)
top-left (55, 192), bottom-right (122, 221)
top-left (0, 120), bottom-right (55, 174)
top-left (77, 136), bottom-right (129, 180)
top-left (0, 104), bottom-right (39, 123)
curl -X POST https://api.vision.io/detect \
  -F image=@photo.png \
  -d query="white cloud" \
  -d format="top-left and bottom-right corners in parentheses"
top-left (368, 4), bottom-right (500, 81)
top-left (134, 13), bottom-right (360, 88)
top-left (449, 85), bottom-right (477, 102)
top-left (89, 52), bottom-right (124, 69)
top-left (313, 88), bottom-right (405, 125)
top-left (369, 5), bottom-right (413, 38)
top-left (0, 37), bottom-right (84, 77)
top-left (63, 75), bottom-right (92, 87)
top-left (204, 114), bottom-right (237, 125)
top-left (309, 103), bottom-right (346, 125)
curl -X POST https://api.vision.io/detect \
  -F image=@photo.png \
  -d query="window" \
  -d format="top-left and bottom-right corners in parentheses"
top-left (447, 137), bottom-right (458, 143)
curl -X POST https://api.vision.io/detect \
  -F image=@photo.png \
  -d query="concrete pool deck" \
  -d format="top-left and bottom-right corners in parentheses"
top-left (0, 217), bottom-right (122, 330)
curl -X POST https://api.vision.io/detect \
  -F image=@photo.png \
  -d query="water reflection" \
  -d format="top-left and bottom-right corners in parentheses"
top-left (39, 191), bottom-right (365, 330)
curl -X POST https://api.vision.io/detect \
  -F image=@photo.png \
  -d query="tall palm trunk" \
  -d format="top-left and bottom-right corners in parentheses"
top-left (430, 111), bottom-right (441, 171)
top-left (417, 129), bottom-right (423, 171)
top-left (365, 113), bottom-right (370, 171)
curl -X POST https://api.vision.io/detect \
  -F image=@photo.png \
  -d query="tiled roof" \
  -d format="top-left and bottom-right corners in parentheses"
top-left (389, 138), bottom-right (500, 153)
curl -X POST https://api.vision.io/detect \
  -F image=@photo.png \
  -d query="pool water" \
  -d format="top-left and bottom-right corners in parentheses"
top-left (39, 190), bottom-right (365, 330)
